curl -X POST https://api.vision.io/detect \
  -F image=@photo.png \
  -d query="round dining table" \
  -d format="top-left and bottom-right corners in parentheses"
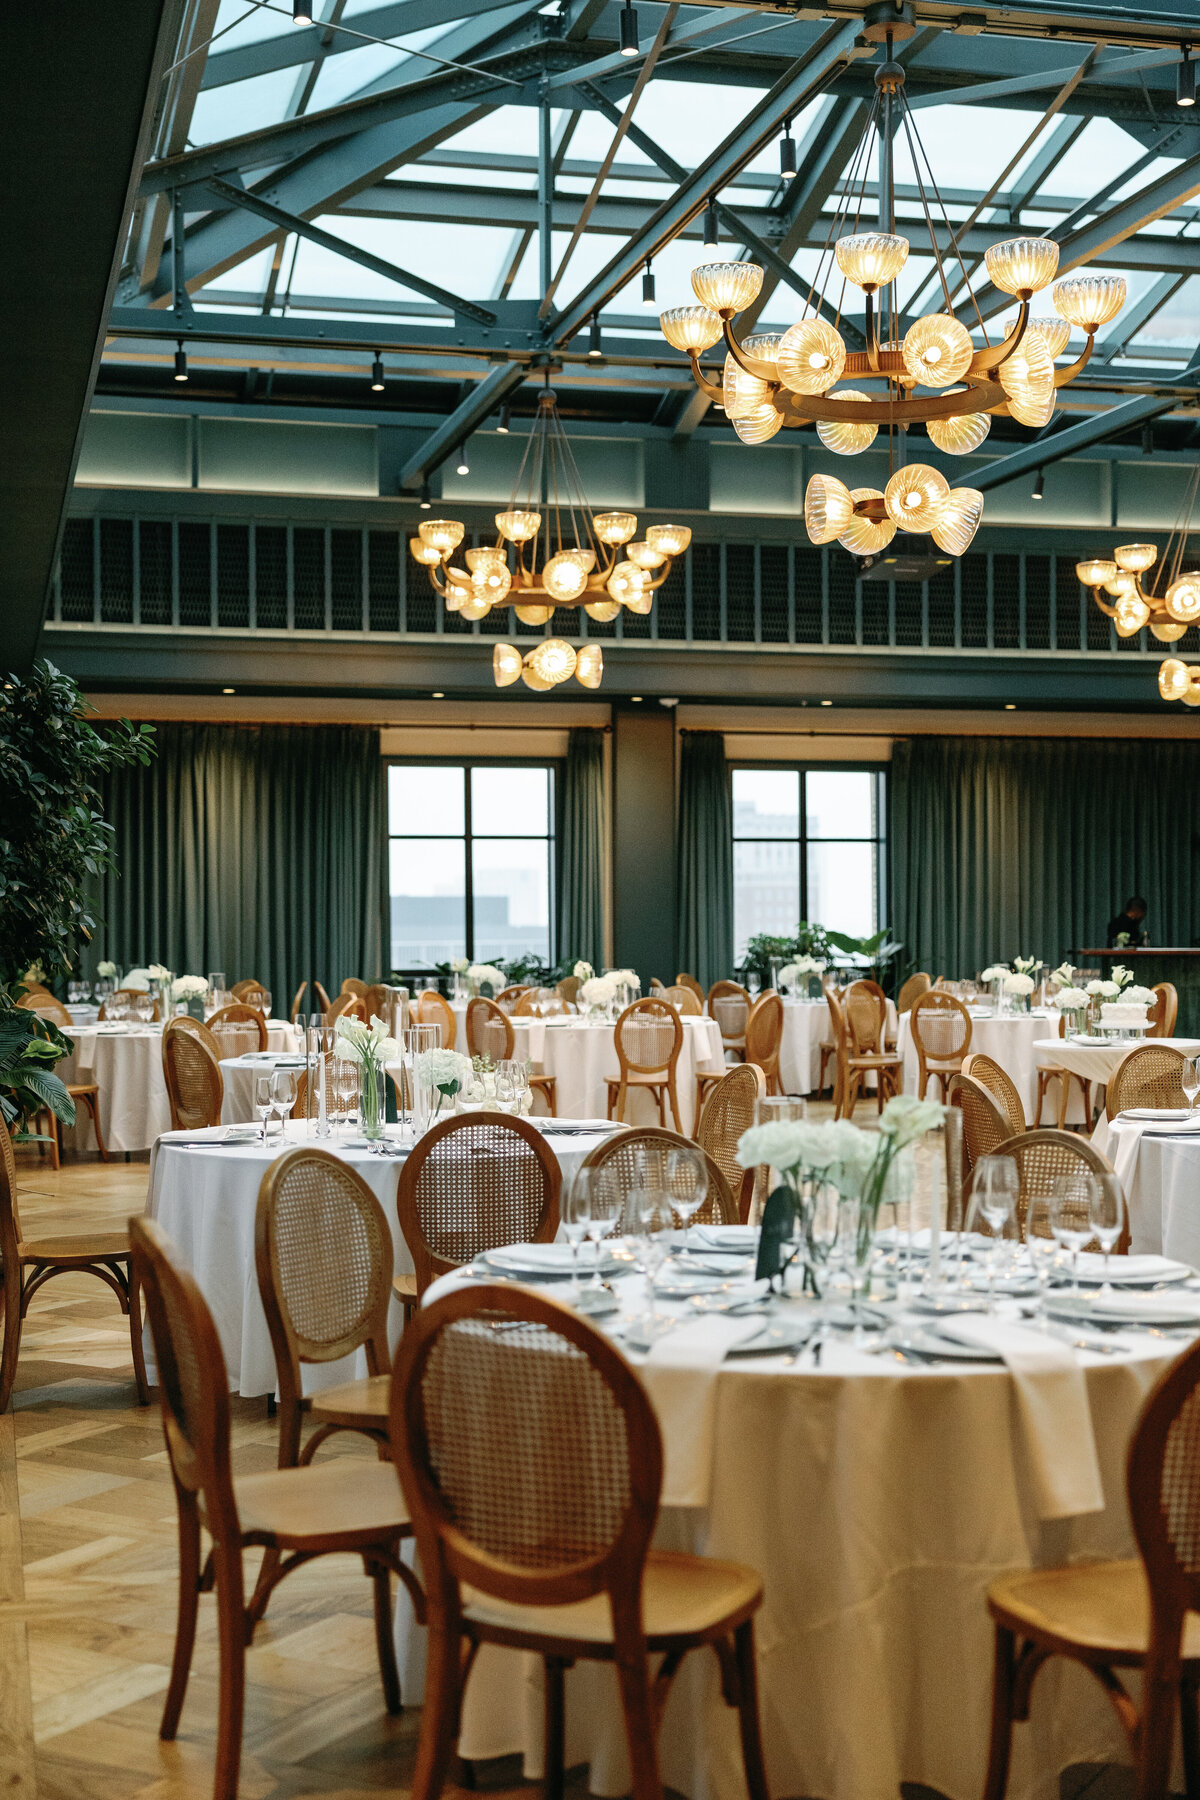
top-left (58, 1018), bottom-right (299, 1154)
top-left (778, 995), bottom-right (899, 1096)
top-left (144, 1116), bottom-right (622, 1395)
top-left (396, 1258), bottom-right (1183, 1800)
top-left (897, 1006), bottom-right (1089, 1122)
top-left (1091, 1112), bottom-right (1200, 1263)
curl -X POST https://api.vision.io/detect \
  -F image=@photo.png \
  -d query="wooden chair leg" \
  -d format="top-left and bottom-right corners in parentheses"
top-left (46, 1111), bottom-right (60, 1171)
top-left (730, 1621), bottom-right (770, 1800)
top-left (606, 1083), bottom-right (615, 1122)
top-left (369, 1558), bottom-right (402, 1714)
top-left (0, 1260), bottom-right (23, 1412)
top-left (212, 1539), bottom-right (247, 1800)
top-left (84, 1092), bottom-right (109, 1162)
top-left (544, 1656), bottom-right (567, 1800)
top-left (410, 1624), bottom-right (463, 1800)
top-left (545, 1079), bottom-right (557, 1120)
top-left (127, 1257), bottom-right (150, 1406)
top-left (982, 1623), bottom-right (1018, 1800)
top-left (613, 1645), bottom-right (665, 1800)
top-left (1135, 1661), bottom-right (1181, 1800)
top-left (666, 1076), bottom-right (683, 1135)
top-left (161, 1490), bottom-right (202, 1740)
top-left (1180, 1673), bottom-right (1200, 1799)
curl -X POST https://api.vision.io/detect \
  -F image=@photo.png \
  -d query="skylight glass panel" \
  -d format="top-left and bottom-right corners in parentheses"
top-left (448, 108), bottom-right (569, 159)
top-left (201, 245), bottom-right (278, 294)
top-left (308, 43), bottom-right (411, 111)
top-left (295, 216), bottom-right (514, 298)
top-left (1047, 120), bottom-right (1169, 201)
top-left (892, 106), bottom-right (1044, 194)
top-left (190, 69), bottom-right (297, 145)
top-left (209, 0), bottom-right (294, 52)
top-left (629, 81), bottom-right (763, 171)
top-left (566, 111), bottom-right (653, 166)
top-left (1128, 275), bottom-right (1200, 347)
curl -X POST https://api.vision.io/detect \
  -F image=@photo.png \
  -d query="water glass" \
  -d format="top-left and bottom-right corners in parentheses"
top-left (1089, 1171), bottom-right (1125, 1290)
top-left (254, 1074), bottom-right (274, 1142)
top-left (1025, 1215), bottom-right (1061, 1316)
top-left (270, 1068), bottom-right (297, 1141)
top-left (1183, 1057), bottom-right (1200, 1114)
top-left (578, 1167), bottom-right (623, 1291)
top-left (973, 1154), bottom-right (1018, 1310)
top-left (1048, 1172), bottom-right (1097, 1297)
top-left (562, 1182), bottom-right (594, 1298)
top-left (207, 973), bottom-right (227, 998)
top-left (754, 1096), bottom-right (808, 1127)
top-left (629, 1191), bottom-right (672, 1335)
top-left (331, 1058), bottom-right (359, 1133)
top-left (666, 1144), bottom-right (707, 1250)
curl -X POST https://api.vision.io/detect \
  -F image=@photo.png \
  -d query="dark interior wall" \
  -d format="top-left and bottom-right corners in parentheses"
top-left (611, 706), bottom-right (677, 983)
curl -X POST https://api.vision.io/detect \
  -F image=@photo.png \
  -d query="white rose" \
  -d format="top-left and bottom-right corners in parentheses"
top-left (172, 975), bottom-right (209, 1000)
top-left (450, 958), bottom-right (469, 974)
top-left (96, 961), bottom-right (116, 978)
top-left (1098, 981), bottom-right (1120, 999)
top-left (1086, 980), bottom-right (1105, 996)
top-left (980, 965), bottom-right (1009, 984)
top-left (573, 960), bottom-right (594, 981)
top-left (1053, 987), bottom-right (1089, 1009)
top-left (123, 969), bottom-right (151, 991)
top-left (148, 963), bottom-right (171, 981)
top-left (878, 1094), bottom-right (945, 1149)
top-left (580, 976), bottom-right (617, 1007)
top-left (777, 963), bottom-right (799, 986)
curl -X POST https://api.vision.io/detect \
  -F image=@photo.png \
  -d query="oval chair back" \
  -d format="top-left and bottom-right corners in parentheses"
top-left (962, 1051), bottom-right (1027, 1135)
top-left (707, 981), bottom-right (750, 1052)
top-left (162, 1017), bottom-right (224, 1130)
top-left (1149, 982), bottom-right (1179, 1038)
top-left (579, 1125), bottom-right (738, 1229)
top-left (313, 981), bottom-right (334, 1015)
top-left (896, 972), bottom-right (932, 1015)
top-left (675, 973), bottom-right (704, 1004)
top-left (694, 1063), bottom-right (765, 1223)
top-left (207, 1003), bottom-right (269, 1052)
top-left (744, 992), bottom-right (783, 1095)
top-left (556, 977), bottom-right (582, 1006)
top-left (340, 979), bottom-right (368, 998)
top-left (290, 982), bottom-right (308, 1025)
top-left (845, 980), bottom-right (887, 1055)
top-left (496, 986), bottom-right (531, 1011)
top-left (965, 1128), bottom-right (1122, 1245)
top-left (663, 983), bottom-right (702, 1016)
top-left (18, 989), bottom-right (71, 1025)
top-left (909, 991), bottom-right (973, 1100)
top-left (1106, 1043), bottom-right (1190, 1119)
top-left (416, 990), bottom-right (457, 1048)
top-left (396, 1112), bottom-right (560, 1296)
top-left (98, 989), bottom-right (161, 1021)
top-left (947, 1071), bottom-right (1012, 1178)
top-left (232, 980), bottom-right (266, 1001)
top-left (607, 997), bottom-right (685, 1133)
top-left (466, 997), bottom-right (514, 1062)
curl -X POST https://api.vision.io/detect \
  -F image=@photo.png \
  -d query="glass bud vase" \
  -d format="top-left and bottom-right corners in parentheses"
top-left (361, 1064), bottom-right (385, 1141)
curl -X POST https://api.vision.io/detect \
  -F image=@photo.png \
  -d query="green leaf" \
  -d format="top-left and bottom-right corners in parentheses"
top-left (11, 1066), bottom-right (75, 1126)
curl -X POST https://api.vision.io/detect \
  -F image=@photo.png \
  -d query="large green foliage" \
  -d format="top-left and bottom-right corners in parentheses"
top-left (0, 998), bottom-right (75, 1131)
top-left (0, 661), bottom-right (154, 987)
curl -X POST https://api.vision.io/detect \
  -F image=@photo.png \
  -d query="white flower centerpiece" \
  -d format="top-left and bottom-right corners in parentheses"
top-left (1053, 985), bottom-right (1091, 1038)
top-left (172, 974), bottom-right (209, 1021)
top-left (573, 960), bottom-right (594, 982)
top-left (979, 964), bottom-right (1009, 1011)
top-left (1002, 970), bottom-right (1036, 1015)
top-left (449, 956), bottom-right (469, 998)
top-left (413, 1045), bottom-right (474, 1130)
top-left (607, 967), bottom-right (640, 1009)
top-left (334, 1012), bottom-right (400, 1140)
top-left (146, 963), bottom-right (173, 1017)
top-left (467, 963), bottom-right (506, 1000)
top-left (579, 974), bottom-right (618, 1019)
top-left (96, 960), bottom-right (117, 980)
top-left (793, 954), bottom-right (826, 998)
top-left (123, 967), bottom-right (152, 992)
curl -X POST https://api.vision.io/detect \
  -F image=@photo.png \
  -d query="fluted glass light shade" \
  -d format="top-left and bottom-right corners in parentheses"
top-left (884, 463), bottom-right (950, 532)
top-left (419, 518), bottom-right (465, 554)
top-left (521, 662), bottom-right (553, 692)
top-left (998, 325), bottom-right (1055, 427)
top-left (834, 232), bottom-right (908, 289)
top-left (743, 333), bottom-right (784, 375)
top-left (444, 571), bottom-right (472, 610)
top-left (1076, 559), bottom-right (1118, 587)
top-left (659, 305), bottom-right (723, 352)
top-left (901, 313), bottom-right (973, 387)
top-left (594, 512), bottom-right (637, 546)
top-left (1114, 594), bottom-right (1151, 636)
top-left (984, 236), bottom-right (1059, 296)
top-left (734, 403), bottom-right (784, 444)
top-left (607, 560), bottom-right (648, 603)
top-left (646, 523), bottom-right (692, 556)
top-left (409, 537), bottom-right (442, 566)
top-left (690, 261), bottom-right (763, 313)
top-left (723, 353), bottom-right (772, 419)
top-left (493, 643), bottom-right (523, 687)
top-left (514, 602), bottom-right (555, 625)
top-left (624, 590), bottom-right (654, 615)
top-left (1167, 576), bottom-right (1200, 623)
top-left (1160, 657), bottom-right (1192, 700)
top-left (1052, 274), bottom-right (1126, 330)
top-left (495, 510), bottom-right (540, 543)
top-left (930, 487), bottom-right (984, 556)
top-left (1102, 572), bottom-right (1137, 597)
top-left (466, 547), bottom-right (505, 574)
top-left (526, 639), bottom-right (577, 686)
top-left (804, 472), bottom-right (855, 544)
top-left (1183, 680), bottom-right (1200, 708)
top-left (1114, 543), bottom-right (1158, 573)
top-left (1029, 315), bottom-right (1071, 359)
top-left (926, 411), bottom-right (991, 454)
top-left (542, 551), bottom-right (590, 602)
top-left (817, 390), bottom-right (877, 454)
top-left (584, 599), bottom-right (622, 622)
top-left (472, 563), bottom-right (512, 602)
top-left (459, 597), bottom-right (491, 621)
top-left (626, 540), bottom-right (667, 570)
top-left (575, 644), bottom-right (604, 688)
top-left (839, 492), bottom-right (896, 555)
top-left (1152, 620), bottom-right (1188, 642)
top-left (778, 318), bottom-right (846, 394)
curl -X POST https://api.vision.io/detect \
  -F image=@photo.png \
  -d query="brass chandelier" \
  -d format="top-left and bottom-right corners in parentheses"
top-left (658, 37), bottom-right (1125, 559)
top-left (409, 384), bottom-right (692, 690)
top-left (1074, 467), bottom-right (1200, 705)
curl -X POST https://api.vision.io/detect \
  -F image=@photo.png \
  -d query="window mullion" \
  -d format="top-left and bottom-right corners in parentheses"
top-left (463, 765), bottom-right (474, 963)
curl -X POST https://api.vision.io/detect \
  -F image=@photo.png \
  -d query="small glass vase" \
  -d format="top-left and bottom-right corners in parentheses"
top-left (360, 1063), bottom-right (386, 1141)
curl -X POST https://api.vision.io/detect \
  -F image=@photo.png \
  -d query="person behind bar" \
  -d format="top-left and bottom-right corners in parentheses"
top-left (1107, 894), bottom-right (1148, 948)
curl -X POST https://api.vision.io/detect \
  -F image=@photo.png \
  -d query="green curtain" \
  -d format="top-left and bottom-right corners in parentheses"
top-left (891, 735), bottom-right (1200, 976)
top-left (83, 723), bottom-right (384, 1006)
top-left (558, 727), bottom-right (605, 969)
top-left (676, 731), bottom-right (732, 989)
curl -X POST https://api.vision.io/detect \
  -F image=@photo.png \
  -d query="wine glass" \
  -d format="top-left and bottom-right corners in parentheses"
top-left (1048, 1172), bottom-right (1097, 1300)
top-left (493, 1066), bottom-right (516, 1113)
top-left (1025, 1212), bottom-right (1062, 1319)
top-left (974, 1154), bottom-right (1018, 1311)
top-left (630, 1191), bottom-right (671, 1337)
top-left (254, 1074), bottom-right (274, 1143)
top-left (1089, 1171), bottom-right (1125, 1293)
top-left (561, 1181), bottom-right (594, 1299)
top-left (579, 1167), bottom-right (622, 1293)
top-left (270, 1069), bottom-right (297, 1142)
top-left (666, 1144), bottom-right (708, 1253)
top-left (332, 1059), bottom-right (358, 1134)
top-left (1183, 1056), bottom-right (1200, 1116)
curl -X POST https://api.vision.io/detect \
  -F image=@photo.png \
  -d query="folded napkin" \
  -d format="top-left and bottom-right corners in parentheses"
top-left (1105, 1119), bottom-right (1145, 1195)
top-left (936, 1316), bottom-right (1103, 1521)
top-left (1085, 1290), bottom-right (1200, 1324)
top-left (639, 1315), bottom-right (763, 1507)
top-left (1070, 1252), bottom-right (1189, 1282)
top-left (693, 1225), bottom-right (758, 1250)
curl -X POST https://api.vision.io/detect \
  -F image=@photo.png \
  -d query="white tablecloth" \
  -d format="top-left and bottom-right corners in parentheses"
top-left (511, 1016), bottom-right (724, 1131)
top-left (403, 1265), bottom-right (1176, 1800)
top-left (1034, 1035), bottom-right (1200, 1089)
top-left (778, 996), bottom-right (899, 1096)
top-left (897, 1007), bottom-right (1083, 1121)
top-left (58, 1020), bottom-right (299, 1153)
top-left (1092, 1114), bottom-right (1200, 1264)
top-left (145, 1117), bottom-right (619, 1395)
top-left (219, 1051), bottom-right (307, 1126)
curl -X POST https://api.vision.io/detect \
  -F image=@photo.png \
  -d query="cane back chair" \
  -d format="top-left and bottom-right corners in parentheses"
top-left (982, 1332), bottom-right (1200, 1800)
top-left (699, 992), bottom-right (783, 1117)
top-left (416, 989), bottom-right (457, 1048)
top-left (19, 991), bottom-right (108, 1164)
top-left (579, 1126), bottom-right (739, 1230)
top-left (1034, 1011), bottom-right (1095, 1131)
top-left (675, 972), bottom-right (704, 1005)
top-left (695, 1062), bottom-right (766, 1224)
top-left (909, 991), bottom-right (973, 1100)
top-left (555, 976), bottom-right (582, 1006)
top-left (948, 1072), bottom-right (1014, 1180)
top-left (396, 1112), bottom-right (561, 1300)
top-left (289, 981), bottom-right (308, 1024)
top-left (465, 998), bottom-right (557, 1114)
top-left (604, 997), bottom-right (685, 1134)
top-left (827, 988), bottom-right (902, 1120)
top-left (1149, 982), bottom-right (1179, 1038)
top-left (1106, 1044), bottom-right (1191, 1120)
top-left (964, 1128), bottom-right (1123, 1246)
top-left (232, 979), bottom-right (267, 1001)
top-left (163, 1017), bottom-right (224, 1131)
top-left (663, 983), bottom-right (703, 1017)
top-left (98, 989), bottom-right (161, 1021)
top-left (131, 1216), bottom-right (417, 1800)
top-left (707, 981), bottom-right (750, 1060)
top-left (896, 972), bottom-right (932, 1016)
top-left (963, 1052), bottom-right (1027, 1135)
top-left (495, 985), bottom-right (531, 1010)
top-left (313, 980), bottom-right (334, 1015)
top-left (339, 978), bottom-right (369, 998)
top-left (390, 1283), bottom-right (769, 1800)
top-left (327, 993), bottom-right (367, 1026)
top-left (206, 1003), bottom-right (268, 1051)
top-left (0, 1115), bottom-right (147, 1411)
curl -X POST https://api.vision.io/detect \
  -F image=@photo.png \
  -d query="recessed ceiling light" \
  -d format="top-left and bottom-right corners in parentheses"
top-left (1005, 703), bottom-right (1016, 710)
top-left (222, 687), bottom-right (235, 694)
top-left (631, 695), bottom-right (643, 703)
top-left (820, 699), bottom-right (833, 706)
top-left (432, 691), bottom-right (444, 699)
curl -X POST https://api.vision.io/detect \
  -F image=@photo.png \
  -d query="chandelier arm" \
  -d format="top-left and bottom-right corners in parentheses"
top-left (865, 288), bottom-right (880, 373)
top-left (687, 353), bottom-right (724, 401)
top-left (1051, 336), bottom-right (1094, 387)
top-left (719, 318), bottom-right (779, 385)
top-left (1091, 595), bottom-right (1118, 618)
top-left (774, 378), bottom-right (1007, 424)
top-left (970, 301), bottom-right (1031, 375)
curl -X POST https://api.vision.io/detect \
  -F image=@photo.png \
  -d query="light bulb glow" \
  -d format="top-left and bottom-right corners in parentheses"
top-left (901, 313), bottom-right (973, 388)
top-left (606, 560), bottom-right (649, 603)
top-left (723, 352), bottom-right (771, 419)
top-left (1166, 575), bottom-right (1200, 623)
top-left (472, 564), bottom-right (512, 602)
top-left (465, 547), bottom-right (507, 574)
top-left (409, 537), bottom-right (442, 567)
top-left (646, 523), bottom-right (691, 557)
top-left (816, 390), bottom-right (878, 455)
top-left (1006, 314), bottom-right (1071, 359)
top-left (1114, 542), bottom-right (1158, 573)
top-left (690, 261), bottom-right (763, 313)
top-left (1114, 595), bottom-right (1151, 635)
top-left (743, 333), bottom-right (783, 376)
top-left (626, 540), bottom-right (667, 570)
top-left (838, 491), bottom-right (896, 555)
top-left (660, 306), bottom-right (723, 353)
top-left (526, 638), bottom-right (577, 686)
top-left (926, 411), bottom-right (991, 455)
top-left (575, 644), bottom-right (604, 688)
top-left (930, 487), bottom-right (984, 557)
top-left (1103, 572), bottom-right (1137, 598)
top-left (495, 509), bottom-right (541, 543)
top-left (584, 599), bottom-right (622, 622)
top-left (778, 318), bottom-right (846, 395)
top-left (1160, 657), bottom-right (1191, 700)
top-left (419, 518), bottom-right (465, 553)
top-left (998, 325), bottom-right (1055, 428)
top-left (459, 596), bottom-right (491, 621)
top-left (514, 603), bottom-right (555, 625)
top-left (594, 512), bottom-right (638, 546)
top-left (542, 552), bottom-right (590, 602)
top-left (834, 232), bottom-right (908, 289)
top-left (493, 643), bottom-right (523, 687)
top-left (884, 463), bottom-right (950, 532)
top-left (1075, 559), bottom-right (1118, 587)
top-left (984, 236), bottom-right (1059, 296)
top-left (804, 472), bottom-right (855, 545)
top-left (1052, 274), bottom-right (1126, 330)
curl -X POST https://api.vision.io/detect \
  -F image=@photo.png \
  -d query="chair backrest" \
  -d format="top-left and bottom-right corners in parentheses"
top-left (255, 1148), bottom-right (393, 1451)
top-left (340, 978), bottom-right (368, 997)
top-left (0, 1116), bottom-right (25, 1272)
top-left (745, 991), bottom-right (783, 1074)
top-left (313, 981), bottom-right (334, 1014)
top-left (695, 1062), bottom-right (766, 1224)
top-left (416, 990), bottom-right (456, 1048)
top-left (1106, 1044), bottom-right (1190, 1119)
top-left (675, 973), bottom-right (704, 1003)
top-left (397, 1112), bottom-right (561, 1295)
top-left (612, 997), bottom-right (683, 1078)
top-left (466, 996), bottom-right (514, 1061)
top-left (390, 1283), bottom-right (662, 1616)
top-left (18, 989), bottom-right (72, 1025)
top-left (162, 1017), bottom-right (224, 1130)
top-left (967, 1128), bottom-right (1120, 1241)
top-left (844, 980), bottom-right (886, 1055)
top-left (327, 993), bottom-right (366, 1025)
top-left (361, 983), bottom-right (389, 1021)
top-left (909, 991), bottom-right (973, 1063)
top-left (1127, 1336), bottom-right (1200, 1647)
top-left (579, 1125), bottom-right (738, 1228)
top-left (207, 1002), bottom-right (268, 1050)
top-left (522, 988), bottom-right (569, 1017)
top-left (556, 976), bottom-right (582, 1006)
top-left (896, 972), bottom-right (932, 1015)
top-left (98, 988), bottom-right (161, 1021)
top-left (1150, 982), bottom-right (1179, 1038)
top-left (662, 983), bottom-right (702, 1016)
top-left (495, 985), bottom-right (531, 1010)
top-left (947, 1072), bottom-right (1012, 1176)
top-left (707, 980), bottom-right (750, 1046)
top-left (962, 1051), bottom-right (1026, 1135)
top-left (131, 1216), bottom-right (239, 1533)
top-left (289, 981), bottom-right (308, 1024)
top-left (231, 979), bottom-right (263, 1000)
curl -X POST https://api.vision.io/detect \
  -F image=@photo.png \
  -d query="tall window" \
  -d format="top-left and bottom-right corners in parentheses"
top-left (731, 766), bottom-right (886, 959)
top-left (387, 762), bottom-right (555, 968)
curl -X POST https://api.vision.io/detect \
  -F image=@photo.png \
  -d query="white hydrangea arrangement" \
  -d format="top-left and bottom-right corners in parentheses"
top-left (980, 964), bottom-right (1009, 984)
top-left (1086, 979), bottom-right (1120, 999)
top-left (795, 955), bottom-right (826, 975)
top-left (608, 967), bottom-right (639, 988)
top-left (123, 968), bottom-right (151, 991)
top-left (1002, 972), bottom-right (1036, 996)
top-left (1053, 986), bottom-right (1090, 1010)
top-left (573, 960), bottom-right (594, 981)
top-left (414, 1046), bottom-right (474, 1121)
top-left (776, 963), bottom-right (799, 988)
top-left (148, 963), bottom-right (172, 982)
top-left (96, 960), bottom-right (116, 978)
top-left (172, 975), bottom-right (208, 1000)
top-left (450, 957), bottom-right (469, 974)
top-left (467, 964), bottom-right (506, 995)
top-left (1123, 985), bottom-right (1157, 1007)
top-left (580, 975), bottom-right (618, 1009)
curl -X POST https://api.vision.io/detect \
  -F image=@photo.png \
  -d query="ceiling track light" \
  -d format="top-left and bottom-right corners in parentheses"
top-left (702, 200), bottom-right (720, 253)
top-left (588, 315), bottom-right (603, 358)
top-left (292, 0), bottom-right (313, 21)
top-left (1180, 44), bottom-right (1196, 106)
top-left (641, 260), bottom-right (656, 309)
top-left (173, 339), bottom-right (188, 383)
top-left (456, 444), bottom-right (470, 476)
top-left (780, 122), bottom-right (797, 182)
top-left (418, 480), bottom-right (432, 510)
top-left (370, 353), bottom-right (385, 392)
top-left (496, 404), bottom-right (511, 433)
top-left (1032, 469), bottom-right (1045, 500)
top-left (619, 0), bottom-right (639, 57)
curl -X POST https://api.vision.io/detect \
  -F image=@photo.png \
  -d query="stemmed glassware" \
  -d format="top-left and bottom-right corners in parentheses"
top-left (254, 1074), bottom-right (274, 1143)
top-left (580, 1168), bottom-right (622, 1297)
top-left (332, 1059), bottom-right (359, 1134)
top-left (973, 1154), bottom-right (1018, 1311)
top-left (1049, 1172), bottom-right (1098, 1300)
top-left (1089, 1171), bottom-right (1125, 1293)
top-left (630, 1190), bottom-right (672, 1337)
top-left (1183, 1057), bottom-right (1200, 1116)
top-left (270, 1069), bottom-right (297, 1143)
top-left (666, 1144), bottom-right (708, 1252)
top-left (561, 1182), bottom-right (594, 1299)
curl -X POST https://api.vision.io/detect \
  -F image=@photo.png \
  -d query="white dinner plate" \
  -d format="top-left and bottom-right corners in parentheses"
top-left (483, 1244), bottom-right (621, 1277)
top-left (1046, 1290), bottom-right (1200, 1327)
top-left (892, 1325), bottom-right (1003, 1363)
top-left (1121, 1108), bottom-right (1193, 1122)
top-left (623, 1318), bottom-right (810, 1358)
top-left (1060, 1254), bottom-right (1194, 1287)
